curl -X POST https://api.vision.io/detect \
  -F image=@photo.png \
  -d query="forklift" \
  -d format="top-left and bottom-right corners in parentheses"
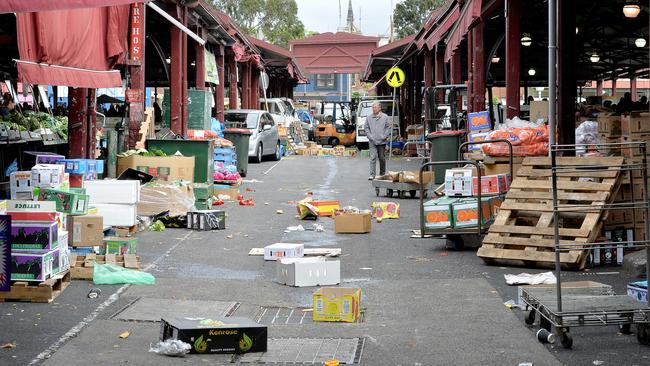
top-left (423, 84), bottom-right (468, 132)
top-left (313, 101), bottom-right (357, 146)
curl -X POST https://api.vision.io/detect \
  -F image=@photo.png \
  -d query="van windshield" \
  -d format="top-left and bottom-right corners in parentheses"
top-left (358, 102), bottom-right (398, 117)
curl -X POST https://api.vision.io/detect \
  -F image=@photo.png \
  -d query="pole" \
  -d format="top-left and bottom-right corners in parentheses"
top-left (389, 87), bottom-right (396, 160)
top-left (548, 0), bottom-right (557, 152)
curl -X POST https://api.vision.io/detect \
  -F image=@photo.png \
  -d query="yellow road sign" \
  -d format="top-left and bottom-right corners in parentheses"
top-left (386, 67), bottom-right (405, 88)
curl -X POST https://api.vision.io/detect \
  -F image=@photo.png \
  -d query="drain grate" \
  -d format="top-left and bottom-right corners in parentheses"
top-left (238, 337), bottom-right (364, 364)
top-left (111, 298), bottom-right (239, 322)
top-left (255, 306), bottom-right (364, 325)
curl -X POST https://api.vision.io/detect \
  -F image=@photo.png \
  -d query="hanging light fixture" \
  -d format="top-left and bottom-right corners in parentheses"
top-left (521, 33), bottom-right (532, 47)
top-left (166, 57), bottom-right (171, 64)
top-left (528, 68), bottom-right (536, 76)
top-left (491, 55), bottom-right (500, 63)
top-left (635, 38), bottom-right (647, 48)
top-left (623, 2), bottom-right (641, 18)
top-left (575, 27), bottom-right (579, 34)
top-left (590, 53), bottom-right (600, 63)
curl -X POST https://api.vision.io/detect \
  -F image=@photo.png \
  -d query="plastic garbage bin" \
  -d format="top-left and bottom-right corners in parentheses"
top-left (223, 128), bottom-right (252, 177)
top-left (427, 130), bottom-right (465, 184)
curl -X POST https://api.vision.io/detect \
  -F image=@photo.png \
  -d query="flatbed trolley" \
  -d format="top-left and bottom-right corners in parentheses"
top-left (520, 142), bottom-right (650, 348)
top-left (418, 139), bottom-right (513, 250)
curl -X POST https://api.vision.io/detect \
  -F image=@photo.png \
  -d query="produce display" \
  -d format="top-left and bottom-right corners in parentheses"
top-left (0, 112), bottom-right (68, 141)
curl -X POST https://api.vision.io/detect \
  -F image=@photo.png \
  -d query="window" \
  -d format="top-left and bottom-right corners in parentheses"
top-left (316, 74), bottom-right (336, 88)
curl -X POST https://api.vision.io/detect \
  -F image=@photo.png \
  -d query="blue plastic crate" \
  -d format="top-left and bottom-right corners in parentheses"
top-left (214, 147), bottom-right (236, 155)
top-left (59, 159), bottom-right (104, 175)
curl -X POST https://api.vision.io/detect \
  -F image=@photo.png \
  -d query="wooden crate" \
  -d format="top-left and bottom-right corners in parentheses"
top-left (0, 271), bottom-right (71, 303)
top-left (477, 156), bottom-right (624, 270)
top-left (70, 253), bottom-right (141, 280)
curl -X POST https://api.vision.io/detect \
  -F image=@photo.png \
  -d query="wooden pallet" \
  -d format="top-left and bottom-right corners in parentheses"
top-left (70, 254), bottom-right (141, 280)
top-left (477, 156), bottom-right (624, 270)
top-left (0, 271), bottom-right (71, 303)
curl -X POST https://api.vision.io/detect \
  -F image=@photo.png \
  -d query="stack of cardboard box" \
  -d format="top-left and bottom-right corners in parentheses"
top-left (466, 111), bottom-right (492, 157)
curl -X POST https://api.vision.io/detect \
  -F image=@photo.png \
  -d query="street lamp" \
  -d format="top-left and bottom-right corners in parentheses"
top-left (521, 33), bottom-right (532, 47)
top-left (528, 68), bottom-right (536, 76)
top-left (623, 2), bottom-right (641, 18)
top-left (636, 38), bottom-right (647, 48)
top-left (590, 53), bottom-right (600, 63)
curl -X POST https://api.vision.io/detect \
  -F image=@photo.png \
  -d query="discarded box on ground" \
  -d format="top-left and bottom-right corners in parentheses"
top-left (137, 184), bottom-right (194, 217)
top-left (371, 202), bottom-right (400, 219)
top-left (334, 212), bottom-right (371, 233)
top-left (102, 237), bottom-right (138, 255)
top-left (117, 155), bottom-right (195, 182)
top-left (70, 253), bottom-right (140, 280)
top-left (85, 180), bottom-right (140, 204)
top-left (212, 185), bottom-right (240, 201)
top-left (10, 171), bottom-right (34, 200)
top-left (276, 257), bottom-right (340, 287)
top-left (187, 210), bottom-right (226, 230)
top-left (67, 215), bottom-right (104, 247)
top-left (313, 287), bottom-right (361, 323)
top-left (11, 220), bottom-right (58, 251)
top-left (297, 199), bottom-right (319, 220)
top-left (93, 203), bottom-right (137, 227)
top-left (445, 168), bottom-right (473, 197)
top-left (310, 200), bottom-right (340, 217)
top-left (160, 316), bottom-right (267, 354)
top-left (38, 188), bottom-right (89, 215)
top-left (264, 243), bottom-right (304, 261)
top-left (628, 281), bottom-right (647, 303)
top-left (11, 249), bottom-right (56, 281)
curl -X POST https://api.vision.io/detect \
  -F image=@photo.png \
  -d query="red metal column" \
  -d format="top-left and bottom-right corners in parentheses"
top-left (128, 3), bottom-right (145, 149)
top-left (406, 60), bottom-right (414, 125)
top-left (596, 79), bottom-right (603, 96)
top-left (472, 21), bottom-right (486, 111)
top-left (451, 51), bottom-right (462, 111)
top-left (228, 55), bottom-right (238, 109)
top-left (612, 77), bottom-right (617, 96)
top-left (68, 88), bottom-right (97, 158)
top-left (169, 13), bottom-right (183, 134)
top-left (631, 76), bottom-right (638, 101)
top-left (241, 61), bottom-right (251, 109)
top-left (180, 7), bottom-right (188, 137)
top-left (251, 68), bottom-right (260, 108)
top-left (414, 54), bottom-right (424, 124)
top-left (424, 48), bottom-right (433, 88)
top-left (215, 45), bottom-right (225, 121)
top-left (505, 0), bottom-right (521, 119)
top-left (434, 44), bottom-right (444, 85)
top-left (195, 29), bottom-right (206, 90)
top-left (467, 32), bottom-right (474, 113)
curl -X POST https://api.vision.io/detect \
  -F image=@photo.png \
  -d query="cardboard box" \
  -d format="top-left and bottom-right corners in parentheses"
top-left (39, 188), bottom-right (89, 215)
top-left (11, 221), bottom-right (58, 251)
top-left (311, 200), bottom-right (340, 217)
top-left (58, 159), bottom-right (104, 175)
top-left (117, 155), bottom-right (195, 182)
top-left (93, 203), bottom-right (136, 227)
top-left (371, 202), bottom-right (400, 219)
top-left (621, 112), bottom-right (650, 135)
top-left (491, 194), bottom-right (506, 216)
top-left (468, 111), bottom-right (491, 131)
top-left (102, 237), bottom-right (137, 255)
top-left (445, 169), bottom-right (473, 197)
top-left (7, 211), bottom-right (58, 223)
top-left (11, 249), bottom-right (56, 281)
top-left (471, 174), bottom-right (510, 195)
top-left (423, 197), bottom-right (456, 229)
top-left (31, 164), bottom-right (68, 189)
top-left (334, 212), bottom-right (371, 233)
top-left (67, 215), bottom-right (104, 247)
top-left (31, 152), bottom-right (65, 165)
top-left (467, 132), bottom-right (491, 151)
top-left (85, 180), bottom-right (140, 204)
top-left (276, 257), bottom-right (340, 287)
top-left (160, 317), bottom-right (267, 354)
top-left (7, 200), bottom-right (56, 212)
top-left (483, 162), bottom-right (521, 177)
top-left (212, 185), bottom-right (240, 200)
top-left (69, 174), bottom-right (84, 189)
top-left (398, 171), bottom-right (434, 184)
top-left (452, 198), bottom-right (493, 228)
top-left (530, 100), bottom-right (549, 122)
top-left (187, 210), bottom-right (226, 230)
top-left (263, 243), bottom-right (304, 261)
top-left (627, 281), bottom-right (647, 303)
top-left (597, 114), bottom-right (621, 136)
top-left (10, 171), bottom-right (34, 200)
top-left (313, 287), bottom-right (361, 323)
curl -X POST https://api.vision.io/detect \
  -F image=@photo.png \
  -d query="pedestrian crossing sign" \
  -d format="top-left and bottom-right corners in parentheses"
top-left (386, 67), bottom-right (405, 88)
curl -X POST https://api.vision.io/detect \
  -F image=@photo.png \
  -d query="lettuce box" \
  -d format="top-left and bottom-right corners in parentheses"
top-left (263, 243), bottom-right (304, 261)
top-left (160, 317), bottom-right (267, 354)
top-left (31, 164), bottom-right (68, 189)
top-left (452, 197), bottom-right (493, 228)
top-left (276, 257), bottom-right (340, 287)
top-left (10, 171), bottom-right (34, 200)
top-left (313, 287), bottom-right (361, 323)
top-left (38, 188), bottom-right (89, 215)
top-left (423, 197), bottom-right (457, 229)
top-left (468, 111), bottom-right (491, 131)
top-left (11, 221), bottom-right (58, 251)
top-left (11, 249), bottom-right (56, 281)
top-left (102, 237), bottom-right (138, 255)
top-left (445, 168), bottom-right (473, 197)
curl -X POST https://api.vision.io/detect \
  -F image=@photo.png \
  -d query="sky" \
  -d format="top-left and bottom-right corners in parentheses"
top-left (295, 0), bottom-right (402, 38)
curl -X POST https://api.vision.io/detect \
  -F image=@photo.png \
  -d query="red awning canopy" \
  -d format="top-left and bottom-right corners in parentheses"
top-left (444, 0), bottom-right (483, 61)
top-left (0, 0), bottom-right (147, 14)
top-left (424, 6), bottom-right (461, 50)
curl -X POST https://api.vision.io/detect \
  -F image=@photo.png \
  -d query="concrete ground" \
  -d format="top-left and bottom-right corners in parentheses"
top-left (1, 154), bottom-right (649, 365)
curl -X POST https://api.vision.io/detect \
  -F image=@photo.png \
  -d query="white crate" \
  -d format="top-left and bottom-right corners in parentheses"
top-left (85, 180), bottom-right (140, 204)
top-left (264, 243), bottom-right (304, 261)
top-left (276, 257), bottom-right (340, 287)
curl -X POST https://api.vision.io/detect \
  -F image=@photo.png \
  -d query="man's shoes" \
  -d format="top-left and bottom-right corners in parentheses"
top-left (368, 176), bottom-right (374, 180)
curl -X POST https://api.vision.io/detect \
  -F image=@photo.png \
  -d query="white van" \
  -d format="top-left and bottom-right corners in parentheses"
top-left (259, 98), bottom-right (300, 128)
top-left (355, 98), bottom-right (400, 149)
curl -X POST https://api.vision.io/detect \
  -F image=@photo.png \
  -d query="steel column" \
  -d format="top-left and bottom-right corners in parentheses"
top-left (169, 8), bottom-right (183, 135)
top-left (424, 48), bottom-right (434, 88)
top-left (632, 76), bottom-right (638, 101)
top-left (215, 45), bottom-right (225, 121)
top-left (596, 79), bottom-right (603, 96)
top-left (558, 0), bottom-right (576, 146)
top-left (505, 0), bottom-right (521, 119)
top-left (472, 21), bottom-right (486, 111)
top-left (195, 29), bottom-right (206, 90)
top-left (228, 55), bottom-right (238, 109)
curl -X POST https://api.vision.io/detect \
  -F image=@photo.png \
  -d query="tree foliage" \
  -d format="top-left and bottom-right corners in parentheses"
top-left (211, 0), bottom-right (305, 48)
top-left (393, 0), bottom-right (445, 39)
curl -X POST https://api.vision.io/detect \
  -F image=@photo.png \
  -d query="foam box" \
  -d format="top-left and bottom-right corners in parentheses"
top-left (93, 204), bottom-right (137, 227)
top-left (276, 257), bottom-right (340, 287)
top-left (85, 180), bottom-right (140, 204)
top-left (10, 171), bottom-right (34, 200)
top-left (263, 243), bottom-right (304, 261)
top-left (445, 168), bottom-right (473, 197)
top-left (31, 164), bottom-right (67, 189)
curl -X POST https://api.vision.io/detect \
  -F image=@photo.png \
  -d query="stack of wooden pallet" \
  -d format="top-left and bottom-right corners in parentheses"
top-left (477, 156), bottom-right (624, 270)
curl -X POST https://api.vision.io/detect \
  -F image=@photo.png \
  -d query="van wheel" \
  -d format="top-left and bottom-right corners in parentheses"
top-left (329, 137), bottom-right (340, 146)
top-left (252, 143), bottom-right (262, 163)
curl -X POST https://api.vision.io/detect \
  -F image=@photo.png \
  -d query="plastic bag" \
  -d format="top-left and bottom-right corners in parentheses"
top-left (149, 339), bottom-right (191, 357)
top-left (575, 121), bottom-right (600, 156)
top-left (93, 263), bottom-right (155, 285)
top-left (482, 126), bottom-right (549, 156)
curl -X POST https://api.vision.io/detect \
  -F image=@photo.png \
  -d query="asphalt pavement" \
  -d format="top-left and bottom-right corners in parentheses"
top-left (1, 153), bottom-right (649, 365)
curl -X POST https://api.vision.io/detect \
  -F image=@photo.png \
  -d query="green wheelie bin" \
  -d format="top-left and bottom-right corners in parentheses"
top-left (427, 130), bottom-right (465, 184)
top-left (224, 128), bottom-right (252, 177)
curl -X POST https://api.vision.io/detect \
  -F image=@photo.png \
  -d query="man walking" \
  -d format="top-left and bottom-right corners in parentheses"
top-left (364, 102), bottom-right (392, 180)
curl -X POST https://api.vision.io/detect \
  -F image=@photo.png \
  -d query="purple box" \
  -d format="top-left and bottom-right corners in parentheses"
top-left (0, 216), bottom-right (11, 291)
top-left (11, 221), bottom-right (58, 252)
top-left (25, 151), bottom-right (65, 165)
top-left (11, 250), bottom-right (55, 281)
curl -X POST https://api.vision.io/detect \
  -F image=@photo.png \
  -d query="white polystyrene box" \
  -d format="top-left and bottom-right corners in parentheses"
top-left (85, 180), bottom-right (140, 204)
top-left (263, 243), bottom-right (304, 261)
top-left (276, 257), bottom-right (340, 287)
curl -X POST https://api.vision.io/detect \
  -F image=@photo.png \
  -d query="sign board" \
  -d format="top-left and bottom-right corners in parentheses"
top-left (125, 89), bottom-right (142, 103)
top-left (259, 72), bottom-right (269, 90)
top-left (386, 67), bottom-right (405, 88)
top-left (129, 3), bottom-right (144, 62)
top-left (205, 49), bottom-right (219, 85)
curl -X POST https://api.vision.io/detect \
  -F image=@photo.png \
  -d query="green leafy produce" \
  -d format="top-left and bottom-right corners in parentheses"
top-left (148, 220), bottom-right (166, 232)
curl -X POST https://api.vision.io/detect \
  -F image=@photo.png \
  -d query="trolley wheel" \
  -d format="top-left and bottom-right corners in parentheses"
top-left (559, 330), bottom-right (573, 349)
top-left (446, 235), bottom-right (464, 251)
top-left (524, 309), bottom-right (536, 325)
top-left (637, 324), bottom-right (650, 345)
top-left (399, 191), bottom-right (406, 199)
top-left (619, 323), bottom-right (632, 335)
top-left (409, 190), bottom-right (417, 198)
top-left (375, 188), bottom-right (380, 197)
top-left (386, 189), bottom-right (394, 197)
